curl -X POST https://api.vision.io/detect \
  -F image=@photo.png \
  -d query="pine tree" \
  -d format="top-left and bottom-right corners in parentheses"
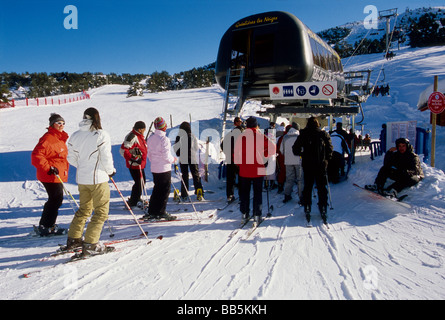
top-left (0, 84), bottom-right (11, 103)
top-left (127, 82), bottom-right (144, 97)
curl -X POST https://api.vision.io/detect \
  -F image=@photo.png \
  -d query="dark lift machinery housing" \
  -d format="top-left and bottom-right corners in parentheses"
top-left (215, 11), bottom-right (372, 135)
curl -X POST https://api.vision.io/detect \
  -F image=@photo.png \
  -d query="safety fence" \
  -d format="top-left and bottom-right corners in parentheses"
top-left (1, 90), bottom-right (90, 109)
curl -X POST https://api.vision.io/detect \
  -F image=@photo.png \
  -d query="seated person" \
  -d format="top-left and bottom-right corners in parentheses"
top-left (366, 138), bottom-right (424, 197)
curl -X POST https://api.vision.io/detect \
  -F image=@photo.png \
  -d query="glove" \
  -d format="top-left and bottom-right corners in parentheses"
top-left (109, 170), bottom-right (116, 178)
top-left (130, 157), bottom-right (142, 166)
top-left (47, 166), bottom-right (59, 175)
top-left (132, 147), bottom-right (142, 156)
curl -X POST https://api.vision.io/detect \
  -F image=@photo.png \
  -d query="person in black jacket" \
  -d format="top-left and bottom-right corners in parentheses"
top-left (174, 121), bottom-right (204, 200)
top-left (292, 117), bottom-right (333, 223)
top-left (367, 138), bottom-right (424, 197)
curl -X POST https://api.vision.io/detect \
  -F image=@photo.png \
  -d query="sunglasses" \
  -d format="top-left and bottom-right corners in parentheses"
top-left (55, 121), bottom-right (65, 125)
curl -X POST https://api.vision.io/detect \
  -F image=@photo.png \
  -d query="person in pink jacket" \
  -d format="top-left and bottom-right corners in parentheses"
top-left (143, 117), bottom-right (177, 221)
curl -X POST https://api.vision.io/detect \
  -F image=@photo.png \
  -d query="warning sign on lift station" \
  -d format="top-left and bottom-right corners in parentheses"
top-left (269, 81), bottom-right (337, 100)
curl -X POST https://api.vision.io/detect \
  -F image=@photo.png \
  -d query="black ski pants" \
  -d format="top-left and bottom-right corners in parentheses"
top-left (375, 166), bottom-right (421, 193)
top-left (148, 171), bottom-right (171, 215)
top-left (226, 163), bottom-right (239, 199)
top-left (40, 182), bottom-right (64, 228)
top-left (128, 167), bottom-right (146, 206)
top-left (179, 163), bottom-right (202, 197)
top-left (239, 176), bottom-right (263, 217)
top-left (301, 166), bottom-right (328, 208)
top-left (328, 151), bottom-right (345, 183)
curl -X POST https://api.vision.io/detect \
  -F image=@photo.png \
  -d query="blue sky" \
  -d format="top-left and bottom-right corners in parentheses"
top-left (0, 0), bottom-right (443, 75)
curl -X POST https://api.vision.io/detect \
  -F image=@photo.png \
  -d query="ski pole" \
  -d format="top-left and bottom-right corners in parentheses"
top-left (56, 174), bottom-right (79, 209)
top-left (139, 166), bottom-right (149, 209)
top-left (175, 164), bottom-right (200, 220)
top-left (325, 172), bottom-right (334, 210)
top-left (110, 177), bottom-right (150, 243)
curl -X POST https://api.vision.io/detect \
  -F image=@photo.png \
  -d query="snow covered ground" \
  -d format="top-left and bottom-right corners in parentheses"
top-left (0, 46), bottom-right (444, 301)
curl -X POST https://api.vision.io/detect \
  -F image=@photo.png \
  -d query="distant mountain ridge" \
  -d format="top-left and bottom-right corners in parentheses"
top-left (318, 7), bottom-right (445, 57)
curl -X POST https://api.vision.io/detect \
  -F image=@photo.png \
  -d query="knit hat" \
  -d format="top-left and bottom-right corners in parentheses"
top-left (395, 137), bottom-right (409, 146)
top-left (154, 117), bottom-right (167, 131)
top-left (49, 113), bottom-right (65, 126)
top-left (246, 116), bottom-right (258, 128)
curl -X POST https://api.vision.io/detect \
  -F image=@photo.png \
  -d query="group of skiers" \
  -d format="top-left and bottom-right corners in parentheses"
top-left (31, 109), bottom-right (208, 257)
top-left (221, 116), bottom-right (424, 225)
top-left (222, 116), bottom-right (342, 224)
top-left (31, 109), bottom-right (424, 257)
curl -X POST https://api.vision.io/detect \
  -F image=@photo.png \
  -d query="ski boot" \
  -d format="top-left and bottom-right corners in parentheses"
top-left (126, 199), bottom-right (138, 208)
top-left (72, 242), bottom-right (115, 260)
top-left (35, 224), bottom-right (67, 237)
top-left (304, 205), bottom-right (311, 225)
top-left (141, 213), bottom-right (156, 221)
top-left (66, 237), bottom-right (83, 250)
top-left (242, 213), bottom-right (250, 223)
top-left (283, 194), bottom-right (292, 203)
top-left (173, 189), bottom-right (180, 202)
top-left (253, 215), bottom-right (262, 227)
top-left (57, 237), bottom-right (83, 254)
top-left (319, 204), bottom-right (328, 224)
top-left (158, 212), bottom-right (177, 221)
top-left (196, 188), bottom-right (204, 201)
top-left (227, 195), bottom-right (236, 204)
top-left (137, 199), bottom-right (149, 210)
top-left (383, 188), bottom-right (398, 199)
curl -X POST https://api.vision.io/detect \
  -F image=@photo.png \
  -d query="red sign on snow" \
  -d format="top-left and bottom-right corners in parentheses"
top-left (428, 92), bottom-right (445, 114)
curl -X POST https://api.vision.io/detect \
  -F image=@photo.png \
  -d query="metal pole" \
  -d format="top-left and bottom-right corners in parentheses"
top-left (431, 76), bottom-right (438, 167)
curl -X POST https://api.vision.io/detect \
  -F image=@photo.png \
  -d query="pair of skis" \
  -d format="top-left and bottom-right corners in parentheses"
top-left (229, 209), bottom-right (273, 240)
top-left (21, 233), bottom-right (162, 278)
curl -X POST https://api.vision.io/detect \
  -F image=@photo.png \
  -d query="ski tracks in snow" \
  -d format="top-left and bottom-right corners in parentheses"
top-left (182, 212), bottom-right (293, 299)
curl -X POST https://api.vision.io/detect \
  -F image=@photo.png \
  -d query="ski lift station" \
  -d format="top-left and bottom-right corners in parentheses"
top-left (215, 11), bottom-right (373, 134)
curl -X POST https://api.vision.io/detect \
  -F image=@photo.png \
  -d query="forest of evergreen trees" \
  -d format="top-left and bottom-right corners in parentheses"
top-left (131, 63), bottom-right (216, 97)
top-left (0, 64), bottom-right (216, 102)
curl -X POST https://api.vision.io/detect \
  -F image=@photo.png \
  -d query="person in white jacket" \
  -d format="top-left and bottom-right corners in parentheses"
top-left (328, 131), bottom-right (351, 183)
top-left (143, 117), bottom-right (177, 221)
top-left (65, 107), bottom-right (116, 257)
top-left (280, 123), bottom-right (303, 204)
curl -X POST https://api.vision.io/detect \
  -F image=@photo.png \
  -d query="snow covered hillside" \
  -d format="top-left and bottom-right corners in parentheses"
top-left (0, 46), bottom-right (444, 301)
top-left (324, 7), bottom-right (445, 49)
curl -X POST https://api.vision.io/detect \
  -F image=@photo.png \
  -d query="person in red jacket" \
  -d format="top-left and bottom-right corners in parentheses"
top-left (120, 121), bottom-right (148, 207)
top-left (31, 113), bottom-right (69, 236)
top-left (234, 117), bottom-right (276, 224)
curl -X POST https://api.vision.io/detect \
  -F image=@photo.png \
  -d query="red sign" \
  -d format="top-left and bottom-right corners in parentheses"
top-left (322, 84), bottom-right (334, 96)
top-left (272, 86), bottom-right (280, 95)
top-left (428, 92), bottom-right (445, 114)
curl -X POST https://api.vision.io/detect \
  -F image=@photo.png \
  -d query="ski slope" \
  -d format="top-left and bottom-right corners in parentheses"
top-left (0, 46), bottom-right (444, 300)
